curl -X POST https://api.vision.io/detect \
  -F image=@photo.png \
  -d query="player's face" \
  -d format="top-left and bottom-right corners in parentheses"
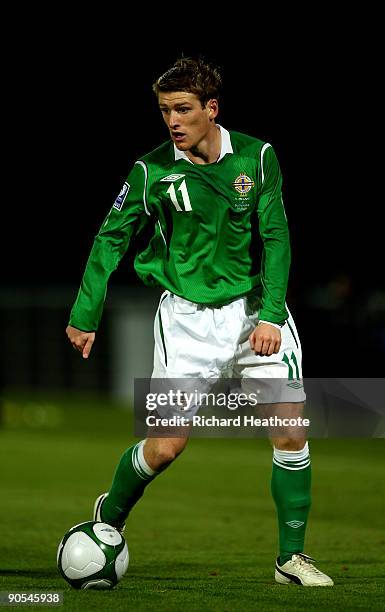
top-left (158, 91), bottom-right (218, 151)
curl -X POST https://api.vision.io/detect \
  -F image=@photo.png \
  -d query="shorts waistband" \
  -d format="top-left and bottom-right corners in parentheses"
top-left (170, 292), bottom-right (257, 310)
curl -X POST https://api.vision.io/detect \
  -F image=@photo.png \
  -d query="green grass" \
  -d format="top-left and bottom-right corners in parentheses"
top-left (0, 395), bottom-right (384, 611)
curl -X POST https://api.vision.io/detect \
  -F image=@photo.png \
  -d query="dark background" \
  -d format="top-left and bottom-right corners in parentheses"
top-left (3, 25), bottom-right (384, 386)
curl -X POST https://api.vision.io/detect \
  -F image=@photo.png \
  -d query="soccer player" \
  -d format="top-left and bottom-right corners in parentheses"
top-left (66, 57), bottom-right (333, 587)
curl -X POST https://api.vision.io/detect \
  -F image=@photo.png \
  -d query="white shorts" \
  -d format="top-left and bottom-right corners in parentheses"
top-left (151, 291), bottom-right (306, 412)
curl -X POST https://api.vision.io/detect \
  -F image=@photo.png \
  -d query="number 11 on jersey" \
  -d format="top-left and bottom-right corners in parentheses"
top-left (166, 180), bottom-right (192, 212)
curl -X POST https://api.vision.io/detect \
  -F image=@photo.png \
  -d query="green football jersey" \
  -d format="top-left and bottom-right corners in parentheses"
top-left (69, 127), bottom-right (290, 331)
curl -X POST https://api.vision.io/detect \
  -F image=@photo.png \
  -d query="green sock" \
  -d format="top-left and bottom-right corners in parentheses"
top-left (101, 441), bottom-right (157, 527)
top-left (271, 442), bottom-right (311, 566)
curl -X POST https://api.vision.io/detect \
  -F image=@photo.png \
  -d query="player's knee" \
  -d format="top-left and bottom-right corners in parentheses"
top-left (273, 437), bottom-right (307, 451)
top-left (157, 444), bottom-right (178, 465)
top-left (145, 438), bottom-right (187, 470)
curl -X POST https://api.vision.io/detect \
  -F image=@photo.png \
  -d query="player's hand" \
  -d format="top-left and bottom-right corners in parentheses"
top-left (249, 322), bottom-right (281, 356)
top-left (66, 325), bottom-right (95, 359)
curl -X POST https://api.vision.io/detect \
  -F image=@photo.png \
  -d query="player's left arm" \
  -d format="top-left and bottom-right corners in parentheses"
top-left (250, 145), bottom-right (290, 356)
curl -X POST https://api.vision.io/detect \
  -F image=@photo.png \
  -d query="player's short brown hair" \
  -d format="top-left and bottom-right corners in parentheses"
top-left (152, 57), bottom-right (222, 107)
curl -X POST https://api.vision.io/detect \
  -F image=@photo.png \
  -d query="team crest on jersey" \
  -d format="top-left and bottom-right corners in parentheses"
top-left (160, 173), bottom-right (185, 182)
top-left (113, 182), bottom-right (130, 211)
top-left (232, 173), bottom-right (255, 196)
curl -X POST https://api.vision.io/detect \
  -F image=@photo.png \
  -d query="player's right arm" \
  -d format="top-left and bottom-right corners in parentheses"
top-left (67, 162), bottom-right (150, 354)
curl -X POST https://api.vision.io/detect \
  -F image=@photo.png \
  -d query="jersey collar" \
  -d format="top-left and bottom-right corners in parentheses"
top-left (173, 125), bottom-right (233, 164)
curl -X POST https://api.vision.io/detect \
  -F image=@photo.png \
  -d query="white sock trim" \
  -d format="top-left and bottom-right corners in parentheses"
top-left (273, 442), bottom-right (310, 470)
top-left (136, 440), bottom-right (157, 477)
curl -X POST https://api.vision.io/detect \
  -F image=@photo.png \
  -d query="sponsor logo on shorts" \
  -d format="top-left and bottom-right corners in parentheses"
top-left (287, 382), bottom-right (304, 389)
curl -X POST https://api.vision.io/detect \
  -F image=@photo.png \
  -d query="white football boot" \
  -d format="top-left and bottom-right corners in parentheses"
top-left (93, 493), bottom-right (126, 535)
top-left (275, 553), bottom-right (334, 586)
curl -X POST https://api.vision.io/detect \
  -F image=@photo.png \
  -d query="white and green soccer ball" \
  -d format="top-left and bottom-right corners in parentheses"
top-left (57, 521), bottom-right (129, 589)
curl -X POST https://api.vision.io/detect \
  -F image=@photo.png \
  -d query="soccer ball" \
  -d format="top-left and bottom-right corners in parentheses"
top-left (57, 521), bottom-right (129, 589)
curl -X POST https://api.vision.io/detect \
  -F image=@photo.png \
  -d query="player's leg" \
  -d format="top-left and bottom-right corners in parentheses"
top-left (95, 291), bottom-right (192, 530)
top-left (269, 409), bottom-right (332, 585)
top-left (234, 301), bottom-right (333, 585)
top-left (97, 290), bottom-right (228, 530)
top-left (97, 435), bottom-right (189, 529)
top-left (268, 401), bottom-right (311, 566)
top-left (234, 301), bottom-right (310, 563)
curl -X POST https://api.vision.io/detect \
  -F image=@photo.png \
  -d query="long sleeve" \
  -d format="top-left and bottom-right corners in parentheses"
top-left (257, 145), bottom-right (290, 324)
top-left (69, 161), bottom-right (150, 331)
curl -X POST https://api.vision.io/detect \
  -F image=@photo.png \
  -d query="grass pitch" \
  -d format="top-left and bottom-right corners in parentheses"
top-left (0, 394), bottom-right (384, 611)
